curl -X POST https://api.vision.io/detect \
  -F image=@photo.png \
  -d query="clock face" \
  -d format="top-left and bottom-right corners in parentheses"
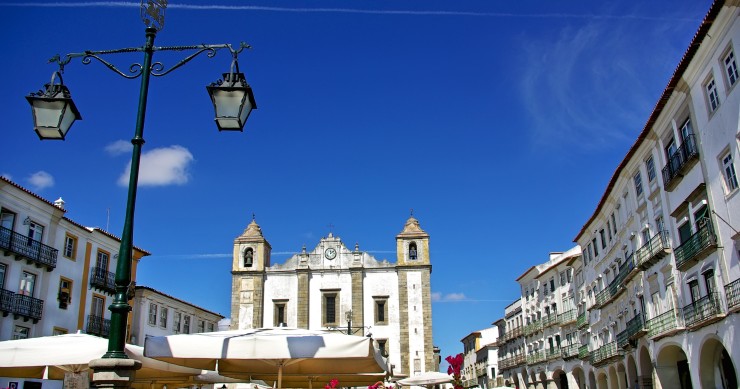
top-left (325, 247), bottom-right (337, 260)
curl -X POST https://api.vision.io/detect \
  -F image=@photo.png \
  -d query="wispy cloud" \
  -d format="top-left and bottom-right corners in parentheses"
top-left (117, 145), bottom-right (194, 187)
top-left (433, 292), bottom-right (467, 302)
top-left (105, 140), bottom-right (132, 156)
top-left (519, 19), bottom-right (680, 152)
top-left (27, 171), bottom-right (54, 191)
top-left (0, 2), bottom-right (697, 22)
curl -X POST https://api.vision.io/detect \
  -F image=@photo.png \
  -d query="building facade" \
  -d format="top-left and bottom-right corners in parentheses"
top-left (129, 285), bottom-right (224, 346)
top-left (460, 326), bottom-right (501, 389)
top-left (0, 176), bottom-right (149, 341)
top-left (229, 215), bottom-right (435, 379)
top-left (496, 1), bottom-right (740, 388)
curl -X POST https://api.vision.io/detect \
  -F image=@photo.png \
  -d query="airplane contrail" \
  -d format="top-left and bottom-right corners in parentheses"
top-left (1, 2), bottom-right (698, 22)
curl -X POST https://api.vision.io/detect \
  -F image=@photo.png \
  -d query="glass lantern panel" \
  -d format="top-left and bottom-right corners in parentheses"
top-left (213, 89), bottom-right (246, 118)
top-left (32, 99), bottom-right (66, 128)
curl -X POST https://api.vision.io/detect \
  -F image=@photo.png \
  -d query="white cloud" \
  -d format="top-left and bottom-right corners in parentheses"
top-left (117, 145), bottom-right (194, 187)
top-left (432, 292), bottom-right (467, 302)
top-left (27, 171), bottom-right (54, 191)
top-left (105, 140), bottom-right (132, 156)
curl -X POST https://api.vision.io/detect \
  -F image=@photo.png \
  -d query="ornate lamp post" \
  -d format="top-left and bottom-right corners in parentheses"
top-left (26, 1), bottom-right (256, 387)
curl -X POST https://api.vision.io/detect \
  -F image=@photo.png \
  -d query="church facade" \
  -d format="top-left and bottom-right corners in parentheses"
top-left (229, 215), bottom-right (435, 379)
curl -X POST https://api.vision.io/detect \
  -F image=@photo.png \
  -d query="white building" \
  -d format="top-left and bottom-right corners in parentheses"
top-left (229, 215), bottom-right (435, 379)
top-left (460, 326), bottom-right (499, 389)
top-left (0, 176), bottom-right (150, 341)
top-left (498, 1), bottom-right (740, 388)
top-left (129, 285), bottom-right (224, 346)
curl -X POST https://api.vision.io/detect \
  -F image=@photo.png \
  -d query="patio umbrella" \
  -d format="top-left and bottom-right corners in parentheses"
top-left (0, 333), bottom-right (203, 381)
top-left (397, 371), bottom-right (452, 387)
top-left (144, 327), bottom-right (388, 389)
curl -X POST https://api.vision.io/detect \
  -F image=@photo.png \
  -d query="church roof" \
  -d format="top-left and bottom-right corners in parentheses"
top-left (234, 216), bottom-right (270, 245)
top-left (396, 215), bottom-right (429, 239)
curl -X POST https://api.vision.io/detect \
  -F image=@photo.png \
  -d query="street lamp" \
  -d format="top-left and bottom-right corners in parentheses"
top-left (26, 1), bottom-right (256, 386)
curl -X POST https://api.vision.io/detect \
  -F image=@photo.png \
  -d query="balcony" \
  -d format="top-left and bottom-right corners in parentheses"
top-left (0, 226), bottom-right (58, 271)
top-left (526, 350), bottom-right (545, 365)
top-left (86, 314), bottom-right (111, 338)
top-left (542, 314), bottom-right (558, 328)
top-left (674, 219), bottom-right (717, 271)
top-left (646, 309), bottom-right (682, 339)
top-left (635, 230), bottom-right (671, 269)
top-left (683, 292), bottom-right (724, 329)
top-left (617, 315), bottom-right (646, 349)
top-left (510, 354), bottom-right (526, 367)
top-left (90, 266), bottom-right (116, 295)
top-left (618, 253), bottom-right (638, 283)
top-left (662, 134), bottom-right (699, 190)
top-left (578, 345), bottom-right (590, 360)
top-left (561, 344), bottom-right (579, 359)
top-left (546, 347), bottom-right (561, 361)
top-left (577, 312), bottom-right (588, 329)
top-left (725, 279), bottom-right (740, 313)
top-left (523, 321), bottom-right (542, 336)
top-left (558, 309), bottom-right (576, 326)
top-left (0, 291), bottom-right (44, 323)
top-left (591, 342), bottom-right (621, 367)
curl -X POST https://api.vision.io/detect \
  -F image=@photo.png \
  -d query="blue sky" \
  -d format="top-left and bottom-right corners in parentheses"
top-left (1, 0), bottom-right (712, 370)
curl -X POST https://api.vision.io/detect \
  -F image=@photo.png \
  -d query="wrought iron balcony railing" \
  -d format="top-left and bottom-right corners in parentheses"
top-left (577, 312), bottom-right (588, 329)
top-left (683, 292), bottom-right (724, 328)
top-left (86, 314), bottom-right (111, 338)
top-left (558, 309), bottom-right (576, 325)
top-left (591, 342), bottom-right (620, 366)
top-left (635, 230), bottom-right (671, 269)
top-left (90, 266), bottom-right (116, 295)
top-left (674, 219), bottom-right (717, 271)
top-left (0, 226), bottom-right (58, 271)
top-left (646, 309), bottom-right (682, 339)
top-left (523, 321), bottom-right (542, 336)
top-left (546, 347), bottom-right (561, 360)
top-left (561, 344), bottom-right (579, 359)
top-left (542, 314), bottom-right (558, 328)
top-left (662, 134), bottom-right (698, 190)
top-left (617, 314), bottom-right (646, 348)
top-left (8, 293), bottom-right (44, 323)
top-left (578, 345), bottom-right (590, 360)
top-left (526, 350), bottom-right (545, 365)
top-left (725, 279), bottom-right (740, 312)
top-left (0, 289), bottom-right (14, 313)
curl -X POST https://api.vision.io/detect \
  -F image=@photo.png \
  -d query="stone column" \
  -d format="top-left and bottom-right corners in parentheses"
top-left (297, 269), bottom-right (310, 328)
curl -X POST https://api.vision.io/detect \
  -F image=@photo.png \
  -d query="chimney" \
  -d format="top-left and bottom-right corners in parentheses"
top-left (54, 197), bottom-right (65, 209)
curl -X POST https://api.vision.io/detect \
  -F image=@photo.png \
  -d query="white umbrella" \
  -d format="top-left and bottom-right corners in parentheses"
top-left (0, 333), bottom-right (203, 381)
top-left (397, 371), bottom-right (452, 386)
top-left (144, 327), bottom-right (388, 389)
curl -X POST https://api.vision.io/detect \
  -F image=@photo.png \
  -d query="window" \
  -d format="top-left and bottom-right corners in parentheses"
top-left (160, 307), bottom-right (168, 328)
top-left (243, 248), bottom-right (254, 267)
top-left (58, 278), bottom-right (72, 309)
top-left (634, 172), bottom-right (643, 197)
top-left (322, 291), bottom-right (339, 326)
top-left (721, 151), bottom-right (738, 192)
top-left (274, 300), bottom-right (287, 327)
top-left (0, 209), bottom-right (15, 230)
top-left (656, 215), bottom-right (665, 233)
top-left (208, 322), bottom-right (215, 332)
top-left (148, 303), bottom-right (158, 326)
top-left (377, 339), bottom-right (388, 357)
top-left (408, 242), bottom-right (418, 260)
top-left (198, 320), bottom-right (205, 333)
top-left (374, 297), bottom-right (388, 325)
top-left (174, 312), bottom-right (182, 333)
top-left (599, 229), bottom-right (606, 249)
top-left (183, 316), bottom-right (191, 334)
top-left (27, 221), bottom-right (43, 245)
top-left (611, 213), bottom-right (617, 235)
top-left (19, 271), bottom-right (36, 296)
top-left (96, 250), bottom-right (110, 271)
top-left (646, 156), bottom-right (657, 182)
top-left (91, 295), bottom-right (105, 318)
top-left (592, 238), bottom-right (599, 257)
top-left (688, 280), bottom-right (700, 303)
top-left (549, 279), bottom-right (555, 292)
top-left (724, 48), bottom-right (739, 87)
top-left (566, 269), bottom-right (572, 283)
top-left (703, 269), bottom-right (716, 296)
top-left (560, 272), bottom-right (566, 286)
top-left (63, 234), bottom-right (78, 259)
top-left (13, 325), bottom-right (30, 339)
top-left (607, 221), bottom-right (613, 241)
top-left (678, 221), bottom-right (692, 245)
top-left (706, 77), bottom-right (720, 112)
top-left (0, 263), bottom-right (6, 290)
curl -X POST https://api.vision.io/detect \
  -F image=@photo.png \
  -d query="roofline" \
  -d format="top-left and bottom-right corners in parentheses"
top-left (460, 331), bottom-right (482, 342)
top-left (1, 176), bottom-right (66, 212)
top-left (515, 265), bottom-right (538, 282)
top-left (135, 285), bottom-right (224, 318)
top-left (534, 252), bottom-right (581, 280)
top-left (574, 0), bottom-right (726, 242)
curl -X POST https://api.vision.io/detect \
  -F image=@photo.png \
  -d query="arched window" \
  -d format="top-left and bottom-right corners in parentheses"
top-left (408, 242), bottom-right (417, 260)
top-left (243, 248), bottom-right (254, 267)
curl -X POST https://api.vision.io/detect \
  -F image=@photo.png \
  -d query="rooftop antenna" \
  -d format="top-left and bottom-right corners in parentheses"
top-left (106, 208), bottom-right (110, 231)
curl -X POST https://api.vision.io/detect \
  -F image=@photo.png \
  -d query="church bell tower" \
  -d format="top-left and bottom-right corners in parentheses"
top-left (231, 216), bottom-right (271, 329)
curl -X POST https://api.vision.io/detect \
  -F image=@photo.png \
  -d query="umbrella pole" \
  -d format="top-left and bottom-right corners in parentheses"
top-left (278, 362), bottom-right (283, 389)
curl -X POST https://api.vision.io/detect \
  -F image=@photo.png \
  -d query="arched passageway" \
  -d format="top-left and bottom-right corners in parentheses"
top-left (699, 337), bottom-right (738, 389)
top-left (588, 370), bottom-right (597, 389)
top-left (608, 365), bottom-right (619, 389)
top-left (656, 344), bottom-right (692, 389)
top-left (552, 369), bottom-right (568, 389)
top-left (626, 354), bottom-right (638, 389)
top-left (638, 346), bottom-right (653, 388)
top-left (596, 372), bottom-right (608, 389)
